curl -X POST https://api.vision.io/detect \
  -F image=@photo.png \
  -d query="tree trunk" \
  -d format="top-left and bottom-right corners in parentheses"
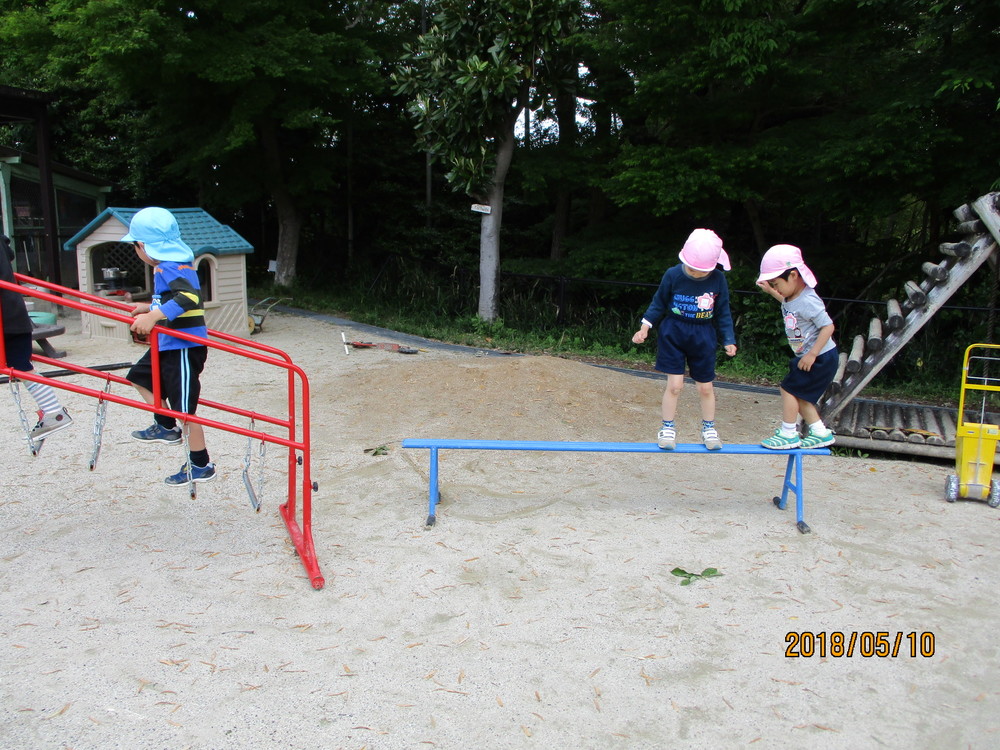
top-left (550, 189), bottom-right (570, 261)
top-left (273, 189), bottom-right (302, 288)
top-left (258, 118), bottom-right (301, 287)
top-left (550, 83), bottom-right (577, 261)
top-left (744, 198), bottom-right (767, 254)
top-left (478, 120), bottom-right (518, 321)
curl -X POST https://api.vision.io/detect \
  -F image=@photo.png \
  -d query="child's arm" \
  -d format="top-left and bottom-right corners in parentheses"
top-left (797, 323), bottom-right (835, 371)
top-left (130, 306), bottom-right (166, 335)
top-left (756, 280), bottom-right (784, 301)
top-left (632, 319), bottom-right (653, 344)
top-left (714, 279), bottom-right (738, 357)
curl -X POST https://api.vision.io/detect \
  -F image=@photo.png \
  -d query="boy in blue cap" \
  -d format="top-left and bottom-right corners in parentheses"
top-left (123, 207), bottom-right (215, 485)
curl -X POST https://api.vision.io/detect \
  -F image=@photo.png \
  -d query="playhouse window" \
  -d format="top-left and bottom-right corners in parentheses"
top-left (196, 256), bottom-right (215, 302)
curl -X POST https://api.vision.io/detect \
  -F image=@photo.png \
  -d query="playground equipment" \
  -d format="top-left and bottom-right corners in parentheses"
top-left (0, 273), bottom-right (324, 589)
top-left (248, 296), bottom-right (292, 334)
top-left (402, 438), bottom-right (831, 533)
top-left (946, 343), bottom-right (1000, 507)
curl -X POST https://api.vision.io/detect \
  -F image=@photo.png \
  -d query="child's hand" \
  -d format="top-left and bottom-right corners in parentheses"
top-left (130, 310), bottom-right (158, 333)
top-left (757, 280), bottom-right (782, 300)
top-left (797, 352), bottom-right (817, 371)
top-left (130, 303), bottom-right (151, 316)
top-left (130, 311), bottom-right (162, 335)
top-left (632, 329), bottom-right (648, 344)
top-left (724, 344), bottom-right (737, 357)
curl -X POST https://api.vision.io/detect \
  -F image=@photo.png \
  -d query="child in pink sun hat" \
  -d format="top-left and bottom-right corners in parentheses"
top-left (632, 229), bottom-right (737, 450)
top-left (756, 244), bottom-right (838, 449)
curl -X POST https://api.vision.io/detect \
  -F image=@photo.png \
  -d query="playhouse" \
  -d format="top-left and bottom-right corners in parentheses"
top-left (64, 207), bottom-right (254, 341)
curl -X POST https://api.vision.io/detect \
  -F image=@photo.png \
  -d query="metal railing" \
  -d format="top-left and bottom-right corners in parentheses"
top-left (0, 273), bottom-right (324, 590)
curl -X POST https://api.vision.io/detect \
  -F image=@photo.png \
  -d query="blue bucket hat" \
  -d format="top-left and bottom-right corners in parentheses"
top-left (121, 207), bottom-right (195, 263)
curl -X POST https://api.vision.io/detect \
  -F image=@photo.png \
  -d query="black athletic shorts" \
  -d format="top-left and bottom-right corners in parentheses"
top-left (126, 346), bottom-right (207, 415)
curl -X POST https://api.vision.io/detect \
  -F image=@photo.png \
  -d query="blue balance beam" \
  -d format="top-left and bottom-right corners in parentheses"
top-left (401, 439), bottom-right (831, 533)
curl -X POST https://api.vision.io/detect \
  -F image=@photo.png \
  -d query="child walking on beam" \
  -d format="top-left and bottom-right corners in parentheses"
top-left (632, 228), bottom-right (738, 450)
top-left (756, 244), bottom-right (838, 449)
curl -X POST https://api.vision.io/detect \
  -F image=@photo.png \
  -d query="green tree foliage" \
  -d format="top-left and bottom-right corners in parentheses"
top-left (0, 0), bottom-right (392, 285)
top-left (394, 0), bottom-right (581, 320)
top-left (591, 0), bottom-right (999, 273)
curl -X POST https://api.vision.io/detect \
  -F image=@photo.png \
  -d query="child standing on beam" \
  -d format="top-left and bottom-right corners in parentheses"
top-left (756, 244), bottom-right (838, 449)
top-left (632, 228), bottom-right (738, 450)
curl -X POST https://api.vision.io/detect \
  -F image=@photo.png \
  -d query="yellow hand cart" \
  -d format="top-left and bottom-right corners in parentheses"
top-left (946, 343), bottom-right (1000, 507)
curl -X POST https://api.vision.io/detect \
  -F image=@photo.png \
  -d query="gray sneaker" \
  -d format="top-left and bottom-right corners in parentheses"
top-left (657, 426), bottom-right (676, 450)
top-left (30, 407), bottom-right (73, 440)
top-left (702, 425), bottom-right (722, 450)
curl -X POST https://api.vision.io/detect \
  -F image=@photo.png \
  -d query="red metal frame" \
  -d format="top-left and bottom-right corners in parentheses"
top-left (0, 273), bottom-right (324, 589)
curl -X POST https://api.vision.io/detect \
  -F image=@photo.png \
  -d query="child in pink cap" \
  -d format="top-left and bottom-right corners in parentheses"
top-left (756, 244), bottom-right (838, 449)
top-left (632, 228), bottom-right (737, 450)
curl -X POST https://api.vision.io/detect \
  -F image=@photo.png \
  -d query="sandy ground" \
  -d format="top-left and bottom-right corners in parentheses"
top-left (1, 307), bottom-right (999, 750)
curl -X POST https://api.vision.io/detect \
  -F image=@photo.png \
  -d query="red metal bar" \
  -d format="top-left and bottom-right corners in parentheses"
top-left (1, 274), bottom-right (324, 589)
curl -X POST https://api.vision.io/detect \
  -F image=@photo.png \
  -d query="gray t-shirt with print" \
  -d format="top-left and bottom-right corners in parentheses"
top-left (781, 287), bottom-right (836, 357)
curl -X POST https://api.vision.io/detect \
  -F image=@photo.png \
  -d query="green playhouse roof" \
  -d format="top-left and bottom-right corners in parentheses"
top-left (64, 207), bottom-right (253, 257)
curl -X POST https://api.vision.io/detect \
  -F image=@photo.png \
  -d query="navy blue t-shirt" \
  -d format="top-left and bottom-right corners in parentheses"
top-left (641, 264), bottom-right (736, 347)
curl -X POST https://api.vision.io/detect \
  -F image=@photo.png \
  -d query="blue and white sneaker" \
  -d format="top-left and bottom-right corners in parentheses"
top-left (132, 423), bottom-right (183, 445)
top-left (164, 462), bottom-right (217, 486)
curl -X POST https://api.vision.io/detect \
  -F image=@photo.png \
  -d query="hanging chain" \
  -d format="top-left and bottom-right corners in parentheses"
top-left (242, 418), bottom-right (263, 512)
top-left (10, 379), bottom-right (41, 456)
top-left (181, 419), bottom-right (195, 498)
top-left (89, 379), bottom-right (112, 470)
top-left (255, 438), bottom-right (267, 509)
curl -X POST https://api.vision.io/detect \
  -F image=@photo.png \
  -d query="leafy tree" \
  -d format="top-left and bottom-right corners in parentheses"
top-left (590, 0), bottom-right (999, 276)
top-left (395, 0), bottom-right (581, 320)
top-left (0, 0), bottom-right (389, 286)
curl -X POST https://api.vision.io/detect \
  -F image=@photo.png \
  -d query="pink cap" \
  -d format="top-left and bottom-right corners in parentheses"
top-left (678, 228), bottom-right (730, 272)
top-left (757, 244), bottom-right (818, 288)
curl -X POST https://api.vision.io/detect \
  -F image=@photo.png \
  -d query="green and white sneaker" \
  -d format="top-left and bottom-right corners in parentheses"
top-left (761, 430), bottom-right (802, 450)
top-left (800, 428), bottom-right (835, 449)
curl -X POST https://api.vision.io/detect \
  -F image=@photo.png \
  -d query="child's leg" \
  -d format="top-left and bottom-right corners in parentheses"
top-left (781, 388), bottom-right (800, 424)
top-left (798, 398), bottom-right (834, 446)
top-left (25, 379), bottom-right (63, 414)
top-left (4, 334), bottom-right (65, 414)
top-left (660, 374), bottom-right (685, 421)
top-left (657, 373), bottom-right (685, 450)
top-left (130, 382), bottom-right (178, 430)
top-left (24, 378), bottom-right (73, 438)
top-left (798, 399), bottom-right (821, 426)
top-left (695, 380), bottom-right (715, 422)
top-left (183, 421), bottom-right (207, 453)
top-left (695, 381), bottom-right (723, 449)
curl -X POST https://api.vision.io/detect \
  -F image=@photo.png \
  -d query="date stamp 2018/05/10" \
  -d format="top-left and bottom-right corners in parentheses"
top-left (785, 631), bottom-right (935, 658)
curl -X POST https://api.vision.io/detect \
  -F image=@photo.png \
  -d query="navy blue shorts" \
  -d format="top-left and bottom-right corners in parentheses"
top-left (2, 333), bottom-right (33, 372)
top-left (781, 348), bottom-right (839, 404)
top-left (126, 346), bottom-right (207, 415)
top-left (655, 320), bottom-right (718, 383)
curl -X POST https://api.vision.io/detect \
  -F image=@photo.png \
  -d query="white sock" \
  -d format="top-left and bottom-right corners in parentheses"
top-left (809, 420), bottom-right (828, 434)
top-left (780, 421), bottom-right (798, 437)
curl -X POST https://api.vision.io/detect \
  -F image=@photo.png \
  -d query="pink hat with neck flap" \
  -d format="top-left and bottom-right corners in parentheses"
top-left (678, 228), bottom-right (730, 272)
top-left (757, 244), bottom-right (818, 288)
